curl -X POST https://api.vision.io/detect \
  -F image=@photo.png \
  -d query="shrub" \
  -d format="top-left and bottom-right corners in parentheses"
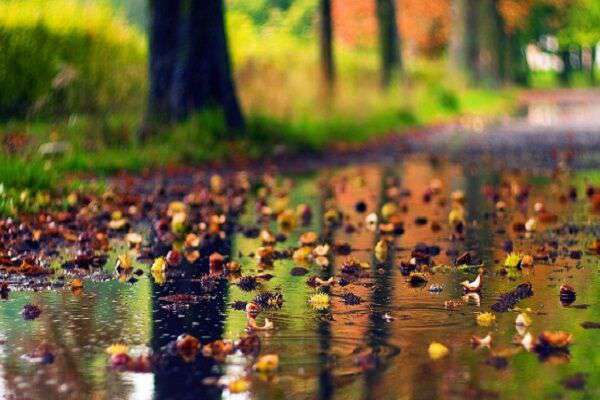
top-left (0, 0), bottom-right (147, 118)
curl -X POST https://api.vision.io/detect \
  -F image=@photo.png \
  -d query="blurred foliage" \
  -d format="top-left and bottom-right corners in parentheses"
top-left (0, 0), bottom-right (520, 215)
top-left (109, 0), bottom-right (147, 28)
top-left (0, 0), bottom-right (147, 118)
top-left (332, 0), bottom-right (450, 56)
top-left (0, 0), bottom-right (515, 175)
top-left (558, 0), bottom-right (600, 46)
top-left (500, 0), bottom-right (572, 40)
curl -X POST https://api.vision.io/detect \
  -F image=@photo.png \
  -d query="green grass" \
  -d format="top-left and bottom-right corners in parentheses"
top-left (1, 87), bottom-right (514, 167)
top-left (530, 70), bottom-right (597, 88)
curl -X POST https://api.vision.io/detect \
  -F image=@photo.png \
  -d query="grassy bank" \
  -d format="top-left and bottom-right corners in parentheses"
top-left (0, 79), bottom-right (515, 173)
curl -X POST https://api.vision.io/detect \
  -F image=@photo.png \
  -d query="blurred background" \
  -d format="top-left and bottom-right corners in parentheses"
top-left (0, 0), bottom-right (599, 174)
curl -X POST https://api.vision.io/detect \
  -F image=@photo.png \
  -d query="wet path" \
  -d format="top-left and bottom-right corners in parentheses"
top-left (409, 90), bottom-right (600, 153)
top-left (0, 152), bottom-right (599, 400)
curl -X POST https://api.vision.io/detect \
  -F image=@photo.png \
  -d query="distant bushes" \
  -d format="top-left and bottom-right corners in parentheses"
top-left (0, 0), bottom-right (147, 118)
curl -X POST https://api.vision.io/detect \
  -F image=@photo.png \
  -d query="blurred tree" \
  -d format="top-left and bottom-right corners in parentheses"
top-left (497, 0), bottom-right (531, 85)
top-left (143, 0), bottom-right (244, 137)
top-left (478, 0), bottom-right (505, 86)
top-left (375, 0), bottom-right (402, 86)
top-left (170, 0), bottom-right (244, 129)
top-left (558, 0), bottom-right (600, 84)
top-left (319, 0), bottom-right (335, 87)
top-left (145, 0), bottom-right (180, 127)
top-left (502, 0), bottom-right (574, 85)
top-left (449, 0), bottom-right (480, 81)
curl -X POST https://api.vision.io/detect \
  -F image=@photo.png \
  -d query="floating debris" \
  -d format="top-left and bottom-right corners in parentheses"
top-left (290, 266), bottom-right (309, 276)
top-left (460, 273), bottom-right (482, 292)
top-left (374, 239), bottom-right (389, 262)
top-left (341, 292), bottom-right (362, 305)
top-left (253, 354), bottom-right (279, 373)
top-left (237, 276), bottom-right (259, 291)
top-left (580, 321), bottom-right (600, 329)
top-left (536, 331), bottom-right (572, 351)
top-left (428, 283), bottom-right (443, 293)
top-left (228, 379), bottom-right (251, 394)
top-left (504, 253), bottom-right (522, 269)
top-left (159, 294), bottom-right (200, 304)
top-left (471, 334), bottom-right (492, 349)
top-left (254, 291), bottom-right (283, 309)
top-left (515, 313), bottom-right (532, 327)
top-left (408, 272), bottom-right (428, 286)
top-left (175, 334), bottom-right (201, 363)
top-left (428, 342), bottom-right (449, 360)
top-left (309, 292), bottom-right (330, 310)
top-left (445, 300), bottom-right (463, 310)
top-left (485, 356), bottom-right (508, 370)
top-left (22, 342), bottom-right (54, 364)
top-left (22, 304), bottom-right (42, 320)
top-left (561, 373), bottom-right (587, 391)
top-left (491, 282), bottom-right (533, 312)
top-left (202, 340), bottom-right (234, 362)
top-left (559, 284), bottom-right (576, 304)
top-left (476, 312), bottom-right (496, 327)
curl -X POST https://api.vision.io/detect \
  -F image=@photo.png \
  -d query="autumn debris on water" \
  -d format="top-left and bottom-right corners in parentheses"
top-left (0, 156), bottom-right (598, 393)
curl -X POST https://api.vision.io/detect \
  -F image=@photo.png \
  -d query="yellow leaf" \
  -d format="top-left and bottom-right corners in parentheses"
top-left (428, 342), bottom-right (449, 360)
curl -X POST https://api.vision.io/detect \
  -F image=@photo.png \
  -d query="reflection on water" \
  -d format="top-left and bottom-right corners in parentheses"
top-left (0, 153), bottom-right (599, 399)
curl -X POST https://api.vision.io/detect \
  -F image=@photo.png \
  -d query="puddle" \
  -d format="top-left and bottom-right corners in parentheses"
top-left (0, 153), bottom-right (599, 399)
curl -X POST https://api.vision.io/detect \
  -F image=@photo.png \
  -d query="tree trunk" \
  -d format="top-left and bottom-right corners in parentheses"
top-left (465, 0), bottom-right (480, 82)
top-left (143, 0), bottom-right (244, 135)
top-left (319, 0), bottom-right (335, 88)
top-left (559, 49), bottom-right (571, 86)
top-left (476, 0), bottom-right (502, 86)
top-left (449, 0), bottom-right (467, 72)
top-left (142, 0), bottom-right (181, 136)
top-left (170, 0), bottom-right (244, 130)
top-left (492, 0), bottom-right (508, 82)
top-left (375, 0), bottom-right (401, 87)
top-left (591, 45), bottom-right (597, 86)
top-left (450, 0), bottom-right (481, 83)
top-left (507, 32), bottom-right (529, 86)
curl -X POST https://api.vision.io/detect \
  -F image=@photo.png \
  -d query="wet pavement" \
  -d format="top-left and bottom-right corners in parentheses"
top-left (410, 90), bottom-right (600, 153)
top-left (0, 147), bottom-right (600, 399)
